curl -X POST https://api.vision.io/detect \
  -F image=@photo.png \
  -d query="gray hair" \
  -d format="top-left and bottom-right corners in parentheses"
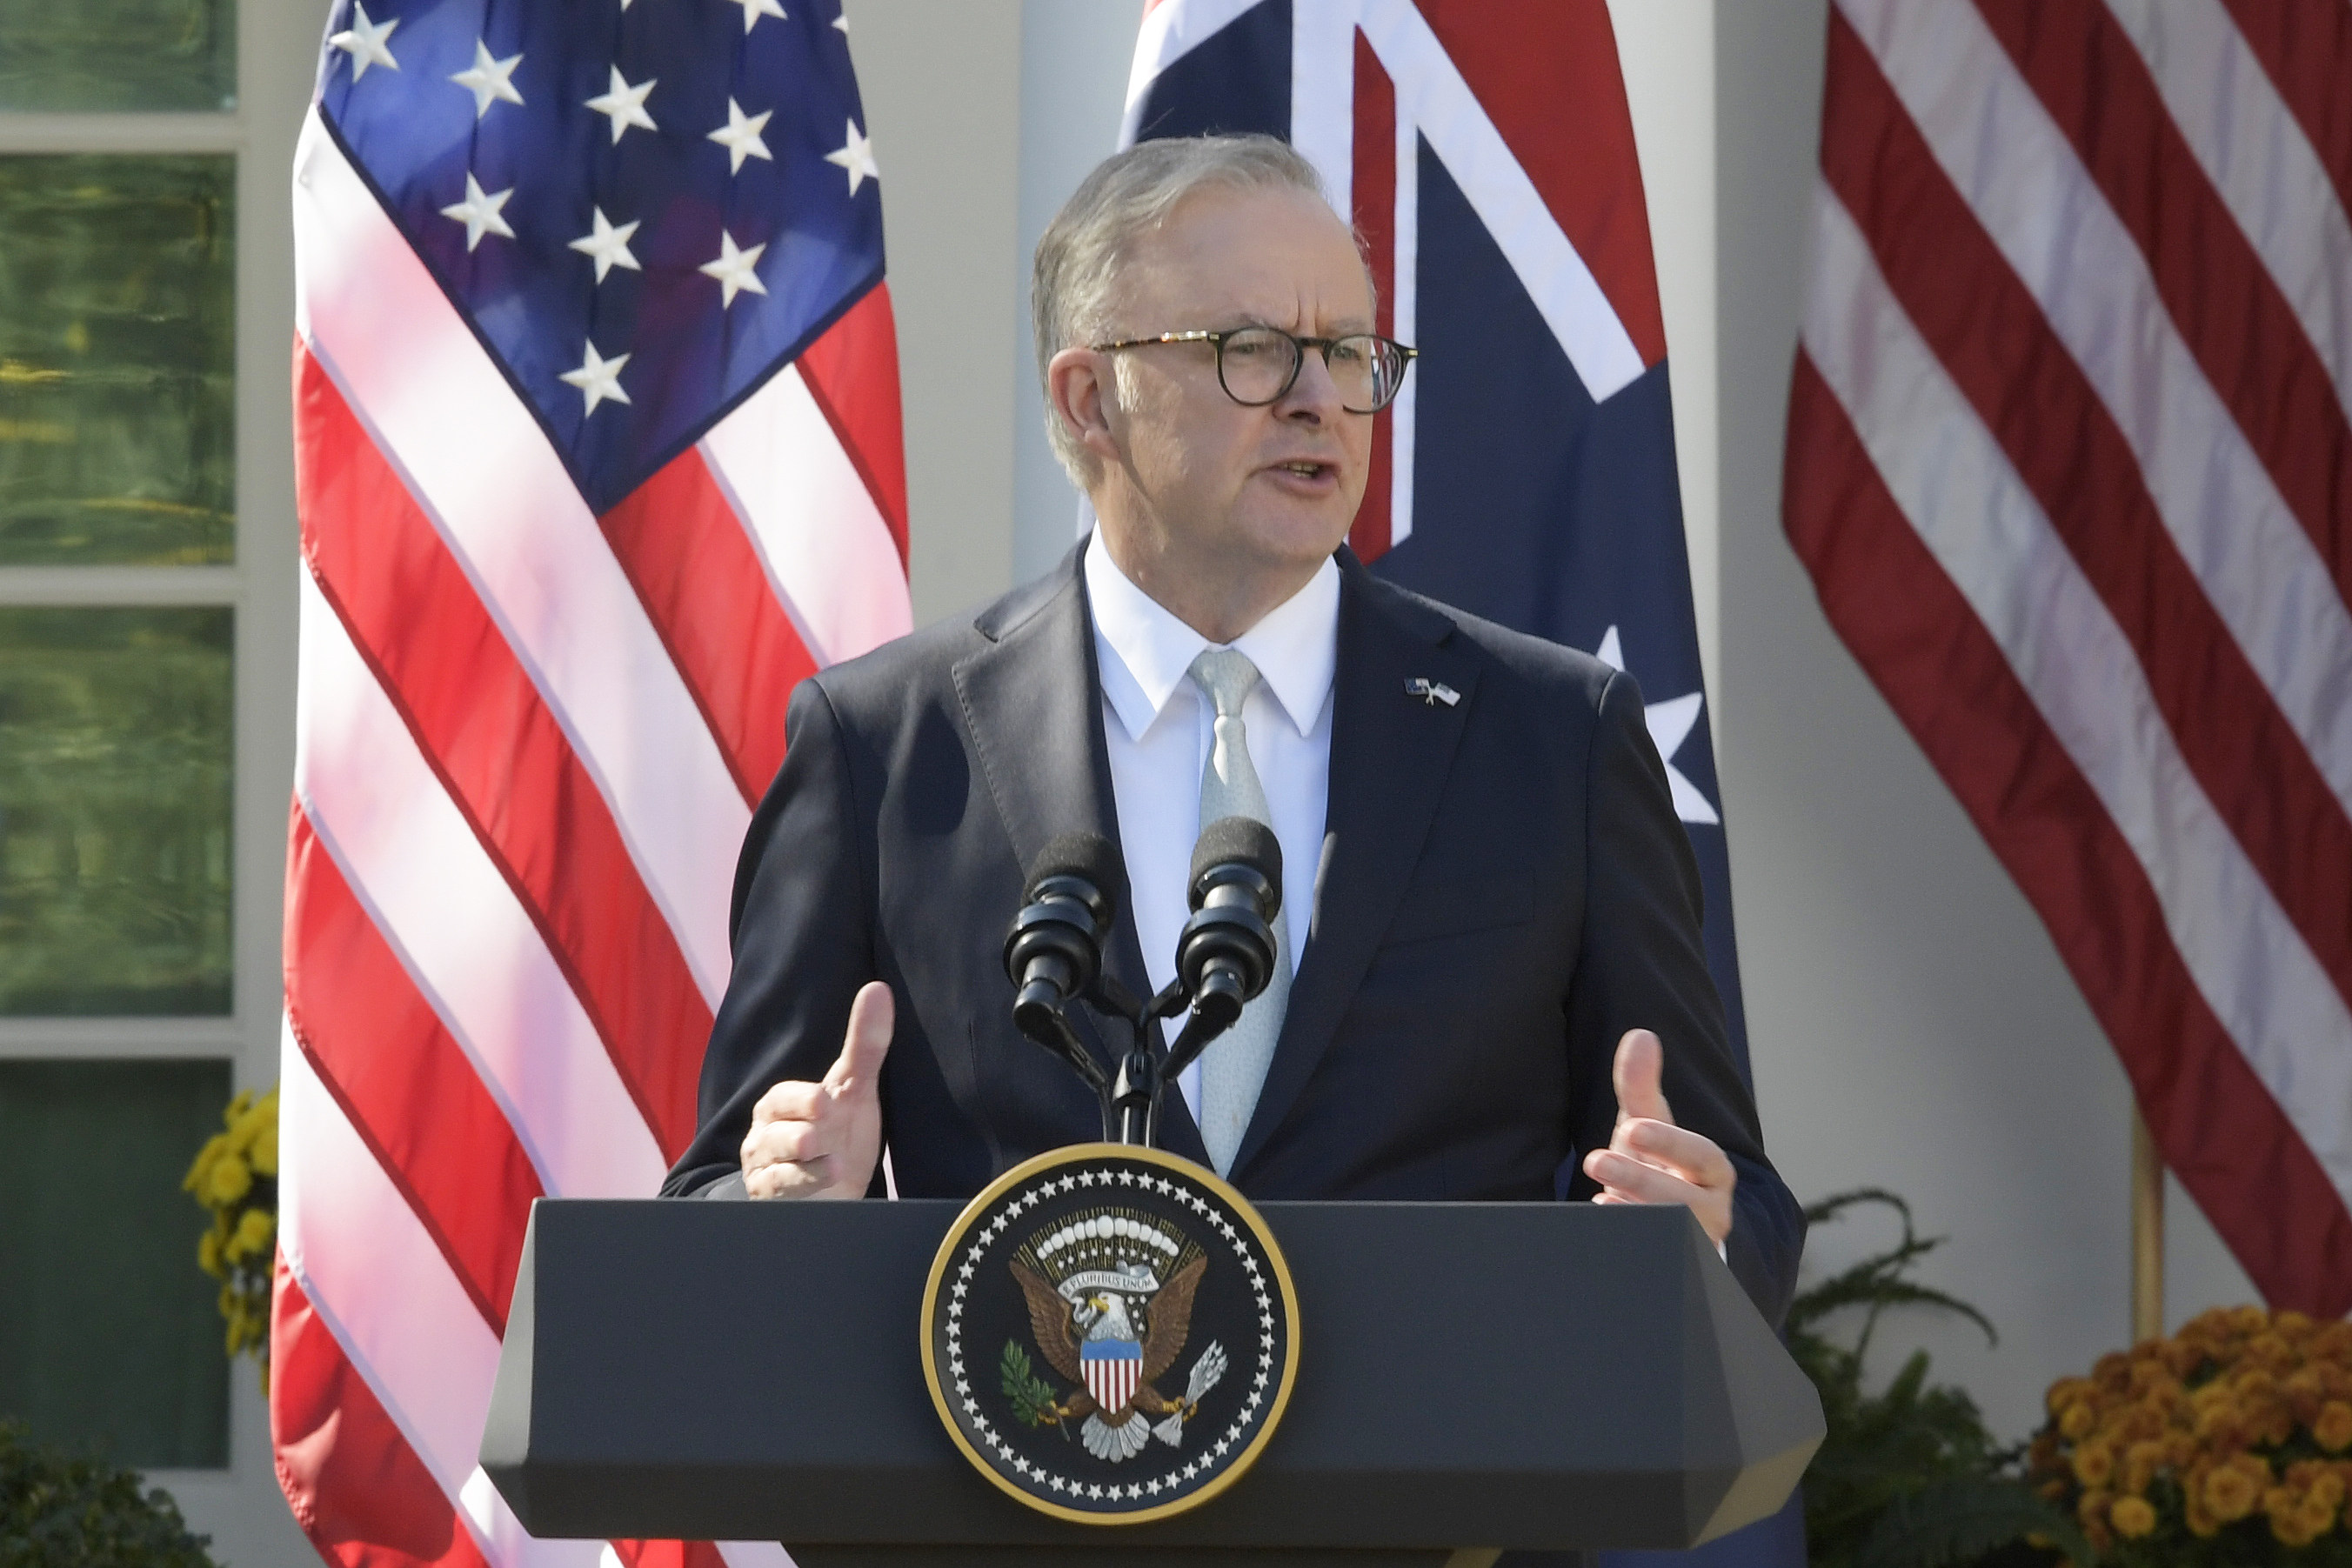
top-left (1031, 134), bottom-right (1337, 487)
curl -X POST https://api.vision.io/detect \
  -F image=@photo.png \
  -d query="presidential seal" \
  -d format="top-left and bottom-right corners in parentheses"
top-left (920, 1143), bottom-right (1300, 1525)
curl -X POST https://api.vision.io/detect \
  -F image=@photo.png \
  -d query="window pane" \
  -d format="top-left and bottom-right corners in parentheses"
top-left (0, 156), bottom-right (234, 564)
top-left (0, 0), bottom-right (235, 113)
top-left (0, 1058), bottom-right (232, 1470)
top-left (0, 607), bottom-right (232, 1015)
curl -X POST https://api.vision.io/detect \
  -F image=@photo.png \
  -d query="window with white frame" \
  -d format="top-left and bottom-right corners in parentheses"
top-left (1, 0), bottom-right (313, 1558)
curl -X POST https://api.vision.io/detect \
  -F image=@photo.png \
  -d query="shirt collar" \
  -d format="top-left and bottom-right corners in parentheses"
top-left (1085, 530), bottom-right (1340, 744)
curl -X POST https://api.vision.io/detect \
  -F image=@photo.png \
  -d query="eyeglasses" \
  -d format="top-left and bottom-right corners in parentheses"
top-left (1089, 326), bottom-right (1418, 414)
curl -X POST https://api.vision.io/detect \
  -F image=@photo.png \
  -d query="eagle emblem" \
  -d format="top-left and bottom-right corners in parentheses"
top-left (921, 1144), bottom-right (1297, 1522)
top-left (1002, 1208), bottom-right (1228, 1462)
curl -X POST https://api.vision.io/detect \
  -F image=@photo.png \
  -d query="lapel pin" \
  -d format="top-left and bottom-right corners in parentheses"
top-left (1404, 677), bottom-right (1460, 707)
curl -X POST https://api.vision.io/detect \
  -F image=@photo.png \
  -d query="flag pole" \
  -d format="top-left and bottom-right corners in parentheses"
top-left (2131, 1106), bottom-right (2164, 1342)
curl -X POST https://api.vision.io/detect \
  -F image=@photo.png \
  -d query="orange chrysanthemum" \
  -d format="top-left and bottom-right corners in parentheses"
top-left (2318, 1400), bottom-right (2352, 1453)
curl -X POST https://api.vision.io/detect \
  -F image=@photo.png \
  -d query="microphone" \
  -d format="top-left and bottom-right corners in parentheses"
top-left (1003, 832), bottom-right (1122, 1047)
top-left (1174, 816), bottom-right (1283, 1043)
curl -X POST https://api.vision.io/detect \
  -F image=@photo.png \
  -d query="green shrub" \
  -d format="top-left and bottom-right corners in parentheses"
top-left (0, 1421), bottom-right (217, 1568)
top-left (1793, 1190), bottom-right (2091, 1568)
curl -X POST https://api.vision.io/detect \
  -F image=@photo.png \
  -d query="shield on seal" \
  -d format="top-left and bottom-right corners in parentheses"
top-left (1080, 1338), bottom-right (1141, 1413)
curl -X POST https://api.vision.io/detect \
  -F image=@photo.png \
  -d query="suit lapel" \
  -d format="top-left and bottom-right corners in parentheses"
top-left (1230, 555), bottom-right (1478, 1179)
top-left (951, 549), bottom-right (1211, 1166)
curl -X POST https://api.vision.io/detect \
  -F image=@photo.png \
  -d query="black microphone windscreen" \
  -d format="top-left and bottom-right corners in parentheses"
top-left (1026, 831), bottom-right (1125, 904)
top-left (1190, 816), bottom-right (1282, 916)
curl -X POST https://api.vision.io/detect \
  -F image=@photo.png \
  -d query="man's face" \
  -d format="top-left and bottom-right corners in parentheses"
top-left (1095, 183), bottom-right (1376, 583)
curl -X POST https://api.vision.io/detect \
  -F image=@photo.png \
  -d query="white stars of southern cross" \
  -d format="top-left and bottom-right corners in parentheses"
top-left (330, 0), bottom-right (877, 419)
top-left (1593, 625), bottom-right (1721, 826)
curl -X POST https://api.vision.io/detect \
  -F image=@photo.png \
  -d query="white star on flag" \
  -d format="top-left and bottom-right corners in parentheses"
top-left (438, 172), bottom-right (515, 251)
top-left (707, 97), bottom-right (774, 175)
top-left (825, 119), bottom-right (879, 196)
top-left (329, 2), bottom-right (399, 80)
top-left (567, 206), bottom-right (641, 283)
top-left (559, 341), bottom-right (631, 414)
top-left (1594, 626), bottom-right (1720, 826)
top-left (698, 230), bottom-right (769, 307)
top-left (725, 0), bottom-right (786, 32)
top-left (450, 40), bottom-right (523, 119)
top-left (585, 65), bottom-right (657, 144)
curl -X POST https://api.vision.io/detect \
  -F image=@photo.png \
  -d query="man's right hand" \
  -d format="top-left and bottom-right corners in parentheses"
top-left (739, 980), bottom-right (894, 1199)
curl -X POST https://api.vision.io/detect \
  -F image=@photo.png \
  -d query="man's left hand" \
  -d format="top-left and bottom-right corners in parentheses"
top-left (1582, 1028), bottom-right (1735, 1248)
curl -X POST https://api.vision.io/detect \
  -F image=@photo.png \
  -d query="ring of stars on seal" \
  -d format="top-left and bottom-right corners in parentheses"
top-left (920, 1142), bottom-right (1300, 1525)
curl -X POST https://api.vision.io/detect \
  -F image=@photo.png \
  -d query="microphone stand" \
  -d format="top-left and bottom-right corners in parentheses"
top-left (1019, 971), bottom-right (1239, 1150)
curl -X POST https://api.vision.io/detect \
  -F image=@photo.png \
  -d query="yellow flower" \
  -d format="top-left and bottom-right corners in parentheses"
top-left (197, 1229), bottom-right (224, 1277)
top-left (2122, 1440), bottom-right (2167, 1497)
top-left (2318, 1400), bottom-right (2352, 1452)
top-left (183, 1131), bottom-right (228, 1195)
top-left (2060, 1400), bottom-right (2099, 1439)
top-left (234, 1208), bottom-right (274, 1257)
top-left (204, 1151), bottom-right (251, 1206)
top-left (2072, 1440), bottom-right (2116, 1490)
top-left (2193, 1397), bottom-right (2242, 1445)
top-left (2109, 1496), bottom-right (2157, 1538)
top-left (2206, 1462), bottom-right (2263, 1523)
top-left (2231, 1305), bottom-right (2270, 1334)
top-left (2267, 1485), bottom-right (2324, 1548)
top-left (2048, 1378), bottom-right (2096, 1416)
top-left (251, 1119), bottom-right (278, 1178)
top-left (2077, 1489), bottom-right (2115, 1531)
top-left (2186, 1481), bottom-right (2221, 1538)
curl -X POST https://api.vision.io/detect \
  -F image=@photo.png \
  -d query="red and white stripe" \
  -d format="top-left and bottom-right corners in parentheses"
top-left (1122, 0), bottom-right (1664, 563)
top-left (275, 103), bottom-right (911, 1565)
top-left (1787, 0), bottom-right (2352, 1311)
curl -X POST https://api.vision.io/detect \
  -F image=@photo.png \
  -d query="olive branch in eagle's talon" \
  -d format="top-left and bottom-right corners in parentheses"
top-left (999, 1341), bottom-right (1076, 1432)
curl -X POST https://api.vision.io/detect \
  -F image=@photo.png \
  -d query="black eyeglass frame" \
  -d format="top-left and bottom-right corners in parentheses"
top-left (1088, 327), bottom-right (1420, 413)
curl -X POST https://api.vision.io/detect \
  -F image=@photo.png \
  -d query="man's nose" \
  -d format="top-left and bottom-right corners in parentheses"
top-left (1274, 345), bottom-right (1343, 421)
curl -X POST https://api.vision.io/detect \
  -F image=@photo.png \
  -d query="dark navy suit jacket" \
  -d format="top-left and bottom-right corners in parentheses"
top-left (664, 546), bottom-right (1803, 1327)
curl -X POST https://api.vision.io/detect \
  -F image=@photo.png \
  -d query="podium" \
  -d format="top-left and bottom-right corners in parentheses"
top-left (481, 1198), bottom-right (1822, 1566)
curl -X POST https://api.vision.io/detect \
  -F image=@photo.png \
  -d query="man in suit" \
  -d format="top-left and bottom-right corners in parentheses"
top-left (662, 134), bottom-right (1802, 1325)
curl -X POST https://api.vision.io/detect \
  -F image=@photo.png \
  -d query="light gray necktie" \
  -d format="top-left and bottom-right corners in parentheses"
top-left (1188, 648), bottom-right (1291, 1176)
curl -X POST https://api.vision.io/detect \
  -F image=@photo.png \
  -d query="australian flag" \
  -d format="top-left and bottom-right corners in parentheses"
top-left (1124, 3), bottom-right (1800, 1565)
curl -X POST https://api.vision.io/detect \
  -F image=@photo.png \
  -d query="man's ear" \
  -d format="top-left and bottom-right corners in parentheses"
top-left (1046, 347), bottom-right (1122, 465)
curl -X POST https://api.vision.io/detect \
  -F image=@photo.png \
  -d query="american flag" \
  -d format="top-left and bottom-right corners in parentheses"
top-left (1124, 5), bottom-right (1802, 1565)
top-left (271, 0), bottom-right (910, 1560)
top-left (1787, 0), bottom-right (2352, 1313)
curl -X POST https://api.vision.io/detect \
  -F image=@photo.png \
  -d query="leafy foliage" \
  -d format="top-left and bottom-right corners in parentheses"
top-left (1794, 1190), bottom-right (2088, 1568)
top-left (0, 1421), bottom-right (217, 1568)
top-left (1000, 1340), bottom-right (1062, 1429)
top-left (1859, 1476), bottom-right (2094, 1568)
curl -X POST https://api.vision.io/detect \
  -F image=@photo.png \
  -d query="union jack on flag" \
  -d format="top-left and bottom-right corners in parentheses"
top-left (1123, 0), bottom-right (1755, 1081)
top-left (273, 0), bottom-right (910, 1562)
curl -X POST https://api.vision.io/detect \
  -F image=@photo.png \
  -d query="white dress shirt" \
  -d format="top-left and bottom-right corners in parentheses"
top-left (1084, 530), bottom-right (1339, 1120)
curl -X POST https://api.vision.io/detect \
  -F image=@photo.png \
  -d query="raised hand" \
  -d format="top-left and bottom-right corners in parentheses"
top-left (1580, 1027), bottom-right (1735, 1247)
top-left (739, 980), bottom-right (894, 1199)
